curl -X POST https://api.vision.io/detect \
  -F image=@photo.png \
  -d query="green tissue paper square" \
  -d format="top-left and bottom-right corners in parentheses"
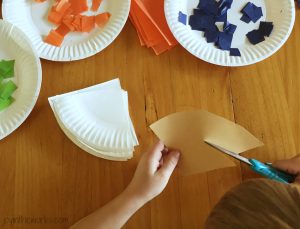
top-left (0, 60), bottom-right (15, 78)
top-left (0, 80), bottom-right (17, 100)
top-left (0, 97), bottom-right (14, 112)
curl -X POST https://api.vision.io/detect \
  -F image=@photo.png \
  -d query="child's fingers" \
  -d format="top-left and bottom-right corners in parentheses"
top-left (144, 141), bottom-right (165, 173)
top-left (157, 151), bottom-right (180, 179)
top-left (158, 158), bottom-right (164, 169)
top-left (292, 154), bottom-right (300, 159)
top-left (272, 157), bottom-right (300, 175)
top-left (295, 175), bottom-right (300, 184)
top-left (145, 140), bottom-right (164, 159)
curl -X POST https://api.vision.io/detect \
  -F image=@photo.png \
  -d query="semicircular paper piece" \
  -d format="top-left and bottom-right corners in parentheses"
top-left (53, 107), bottom-right (133, 161)
top-left (52, 88), bottom-right (135, 152)
top-left (48, 78), bottom-right (138, 161)
top-left (150, 110), bottom-right (263, 176)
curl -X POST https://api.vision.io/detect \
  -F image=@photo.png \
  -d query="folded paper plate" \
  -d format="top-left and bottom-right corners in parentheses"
top-left (150, 110), bottom-right (263, 175)
top-left (164, 0), bottom-right (295, 66)
top-left (0, 20), bottom-right (42, 141)
top-left (2, 0), bottom-right (130, 61)
top-left (49, 79), bottom-right (138, 161)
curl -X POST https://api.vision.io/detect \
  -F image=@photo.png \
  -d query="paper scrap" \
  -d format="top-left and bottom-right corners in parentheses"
top-left (0, 97), bottom-right (14, 112)
top-left (246, 29), bottom-right (265, 45)
top-left (178, 11), bottom-right (187, 25)
top-left (0, 60), bottom-right (16, 112)
top-left (150, 110), bottom-right (263, 176)
top-left (187, 0), bottom-right (238, 54)
top-left (259, 21), bottom-right (274, 37)
top-left (217, 32), bottom-right (233, 50)
top-left (241, 2), bottom-right (263, 23)
top-left (0, 80), bottom-right (17, 100)
top-left (246, 20), bottom-right (274, 45)
top-left (0, 60), bottom-right (15, 78)
top-left (240, 14), bottom-right (251, 23)
top-left (135, 0), bottom-right (177, 46)
top-left (230, 48), bottom-right (241, 56)
top-left (131, 0), bottom-right (166, 47)
top-left (223, 22), bottom-right (237, 34)
top-left (189, 14), bottom-right (214, 31)
top-left (215, 12), bottom-right (227, 22)
top-left (38, 0), bottom-right (110, 47)
top-left (129, 0), bottom-right (177, 55)
top-left (204, 27), bottom-right (220, 43)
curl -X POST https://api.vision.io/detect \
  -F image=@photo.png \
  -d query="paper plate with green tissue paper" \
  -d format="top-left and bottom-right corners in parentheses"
top-left (0, 20), bottom-right (42, 140)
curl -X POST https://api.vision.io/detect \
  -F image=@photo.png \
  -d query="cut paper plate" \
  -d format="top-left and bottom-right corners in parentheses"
top-left (0, 20), bottom-right (42, 141)
top-left (53, 89), bottom-right (136, 152)
top-left (2, 0), bottom-right (130, 61)
top-left (164, 0), bottom-right (295, 66)
top-left (53, 110), bottom-right (133, 161)
top-left (49, 79), bottom-right (138, 161)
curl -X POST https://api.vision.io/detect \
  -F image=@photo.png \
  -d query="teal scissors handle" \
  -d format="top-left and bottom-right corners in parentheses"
top-left (249, 159), bottom-right (295, 184)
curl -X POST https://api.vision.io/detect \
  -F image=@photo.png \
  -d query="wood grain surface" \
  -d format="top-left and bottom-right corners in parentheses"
top-left (0, 3), bottom-right (299, 229)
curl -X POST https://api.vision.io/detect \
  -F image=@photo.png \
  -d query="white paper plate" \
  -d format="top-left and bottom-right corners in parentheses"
top-left (165, 0), bottom-right (295, 66)
top-left (53, 89), bottom-right (136, 152)
top-left (0, 20), bottom-right (42, 141)
top-left (48, 79), bottom-right (138, 160)
top-left (53, 108), bottom-right (133, 161)
top-left (2, 0), bottom-right (130, 61)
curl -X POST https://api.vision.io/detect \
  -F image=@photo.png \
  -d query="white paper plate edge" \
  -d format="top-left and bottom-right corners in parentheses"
top-left (53, 107), bottom-right (133, 161)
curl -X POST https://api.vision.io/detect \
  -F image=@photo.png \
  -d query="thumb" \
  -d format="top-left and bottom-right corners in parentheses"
top-left (157, 151), bottom-right (180, 179)
top-left (272, 157), bottom-right (300, 175)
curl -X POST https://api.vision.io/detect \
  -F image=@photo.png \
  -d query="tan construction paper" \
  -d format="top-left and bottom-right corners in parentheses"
top-left (150, 110), bottom-right (263, 176)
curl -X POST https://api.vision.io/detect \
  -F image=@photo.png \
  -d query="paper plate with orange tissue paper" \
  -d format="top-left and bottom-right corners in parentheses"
top-left (2, 0), bottom-right (130, 61)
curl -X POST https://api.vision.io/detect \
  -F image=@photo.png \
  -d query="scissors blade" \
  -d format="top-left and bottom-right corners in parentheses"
top-left (204, 140), bottom-right (252, 165)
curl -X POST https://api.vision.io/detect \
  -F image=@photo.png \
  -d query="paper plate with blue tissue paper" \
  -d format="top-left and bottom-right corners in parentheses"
top-left (165, 0), bottom-right (295, 66)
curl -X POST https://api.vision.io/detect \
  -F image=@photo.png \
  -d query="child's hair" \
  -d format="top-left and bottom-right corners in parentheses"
top-left (205, 179), bottom-right (300, 229)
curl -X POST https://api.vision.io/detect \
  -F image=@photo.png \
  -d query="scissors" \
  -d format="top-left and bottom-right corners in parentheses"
top-left (205, 141), bottom-right (295, 184)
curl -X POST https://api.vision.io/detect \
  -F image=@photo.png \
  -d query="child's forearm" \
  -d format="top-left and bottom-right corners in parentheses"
top-left (70, 141), bottom-right (180, 229)
top-left (70, 188), bottom-right (146, 229)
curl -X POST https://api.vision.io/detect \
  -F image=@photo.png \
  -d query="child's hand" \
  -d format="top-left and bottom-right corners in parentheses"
top-left (71, 143), bottom-right (180, 229)
top-left (273, 155), bottom-right (300, 184)
top-left (125, 141), bottom-right (180, 204)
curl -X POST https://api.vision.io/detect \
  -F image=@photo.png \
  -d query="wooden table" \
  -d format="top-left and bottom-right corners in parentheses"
top-left (0, 4), bottom-right (299, 229)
